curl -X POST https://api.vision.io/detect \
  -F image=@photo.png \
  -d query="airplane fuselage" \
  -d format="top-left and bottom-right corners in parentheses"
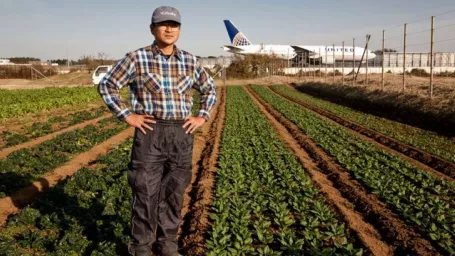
top-left (223, 44), bottom-right (376, 62)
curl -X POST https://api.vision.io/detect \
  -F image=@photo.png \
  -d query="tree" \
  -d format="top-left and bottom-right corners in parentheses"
top-left (77, 52), bottom-right (116, 71)
top-left (48, 59), bottom-right (69, 65)
top-left (97, 52), bottom-right (109, 65)
top-left (226, 54), bottom-right (276, 79)
top-left (7, 57), bottom-right (41, 64)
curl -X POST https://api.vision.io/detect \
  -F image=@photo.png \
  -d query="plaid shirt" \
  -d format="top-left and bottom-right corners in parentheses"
top-left (98, 43), bottom-right (217, 121)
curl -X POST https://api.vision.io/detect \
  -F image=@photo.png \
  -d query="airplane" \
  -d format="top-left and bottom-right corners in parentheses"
top-left (222, 20), bottom-right (376, 64)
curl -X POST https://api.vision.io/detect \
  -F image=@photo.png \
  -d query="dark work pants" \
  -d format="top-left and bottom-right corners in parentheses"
top-left (127, 119), bottom-right (193, 255)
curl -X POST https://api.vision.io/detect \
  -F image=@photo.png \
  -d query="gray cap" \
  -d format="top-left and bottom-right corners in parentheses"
top-left (151, 6), bottom-right (181, 24)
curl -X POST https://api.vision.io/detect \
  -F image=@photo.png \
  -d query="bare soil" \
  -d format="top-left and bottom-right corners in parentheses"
top-left (269, 86), bottom-right (455, 181)
top-left (179, 88), bottom-right (223, 227)
top-left (178, 87), bottom-right (226, 255)
top-left (0, 72), bottom-right (93, 90)
top-left (246, 86), bottom-right (441, 255)
top-left (0, 127), bottom-right (134, 227)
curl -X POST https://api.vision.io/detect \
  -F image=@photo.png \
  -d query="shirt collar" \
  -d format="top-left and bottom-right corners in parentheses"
top-left (151, 41), bottom-right (182, 60)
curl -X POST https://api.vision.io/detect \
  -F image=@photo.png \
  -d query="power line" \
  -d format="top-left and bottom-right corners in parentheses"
top-left (384, 35), bottom-right (403, 41)
top-left (406, 28), bottom-right (432, 36)
top-left (383, 24), bottom-right (404, 31)
top-left (407, 16), bottom-right (431, 25)
top-left (435, 23), bottom-right (455, 30)
top-left (383, 45), bottom-right (404, 50)
top-left (406, 42), bottom-right (431, 48)
top-left (382, 10), bottom-right (455, 32)
top-left (434, 9), bottom-right (455, 17)
top-left (435, 37), bottom-right (455, 43)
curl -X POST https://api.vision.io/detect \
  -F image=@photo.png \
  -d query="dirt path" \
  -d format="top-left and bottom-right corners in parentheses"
top-left (246, 86), bottom-right (440, 255)
top-left (179, 88), bottom-right (223, 229)
top-left (178, 87), bottom-right (226, 255)
top-left (0, 114), bottom-right (112, 159)
top-left (0, 127), bottom-right (134, 227)
top-left (270, 85), bottom-right (455, 181)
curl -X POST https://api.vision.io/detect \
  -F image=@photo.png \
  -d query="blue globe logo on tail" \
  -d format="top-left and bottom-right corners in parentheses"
top-left (224, 20), bottom-right (251, 46)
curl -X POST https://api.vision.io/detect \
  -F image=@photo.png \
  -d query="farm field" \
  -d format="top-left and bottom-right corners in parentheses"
top-left (0, 84), bottom-right (453, 255)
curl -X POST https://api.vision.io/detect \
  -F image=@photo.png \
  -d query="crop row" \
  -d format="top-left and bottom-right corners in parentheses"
top-left (270, 85), bottom-right (455, 164)
top-left (0, 87), bottom-right (102, 120)
top-left (0, 117), bottom-right (128, 198)
top-left (251, 85), bottom-right (455, 254)
top-left (0, 106), bottom-right (108, 149)
top-left (205, 87), bottom-right (362, 255)
top-left (0, 139), bottom-right (134, 255)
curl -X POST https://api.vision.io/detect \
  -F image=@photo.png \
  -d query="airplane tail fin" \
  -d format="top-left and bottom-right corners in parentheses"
top-left (223, 20), bottom-right (251, 46)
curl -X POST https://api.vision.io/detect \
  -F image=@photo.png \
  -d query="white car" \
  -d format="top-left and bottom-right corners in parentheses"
top-left (92, 65), bottom-right (113, 86)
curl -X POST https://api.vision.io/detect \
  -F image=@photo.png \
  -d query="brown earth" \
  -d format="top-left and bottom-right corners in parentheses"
top-left (214, 75), bottom-right (299, 86)
top-left (0, 127), bottom-right (134, 227)
top-left (178, 87), bottom-right (226, 255)
top-left (269, 85), bottom-right (455, 182)
top-left (246, 86), bottom-right (441, 255)
top-left (0, 72), bottom-right (93, 90)
top-left (245, 86), bottom-right (392, 256)
top-left (0, 114), bottom-right (112, 160)
top-left (291, 73), bottom-right (455, 101)
top-left (179, 88), bottom-right (223, 227)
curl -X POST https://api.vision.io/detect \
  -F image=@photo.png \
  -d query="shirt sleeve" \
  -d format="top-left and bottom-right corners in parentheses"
top-left (192, 61), bottom-right (217, 121)
top-left (97, 52), bottom-right (136, 121)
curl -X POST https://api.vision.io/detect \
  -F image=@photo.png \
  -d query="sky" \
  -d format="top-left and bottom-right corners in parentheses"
top-left (1, 0), bottom-right (455, 61)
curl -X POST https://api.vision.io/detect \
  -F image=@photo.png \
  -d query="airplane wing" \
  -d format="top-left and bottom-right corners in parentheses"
top-left (291, 46), bottom-right (317, 56)
top-left (223, 45), bottom-right (244, 52)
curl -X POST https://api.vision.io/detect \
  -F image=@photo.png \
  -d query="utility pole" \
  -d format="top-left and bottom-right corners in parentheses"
top-left (355, 35), bottom-right (371, 82)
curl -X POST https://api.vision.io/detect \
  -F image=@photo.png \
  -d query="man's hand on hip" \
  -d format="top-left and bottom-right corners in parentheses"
top-left (183, 116), bottom-right (206, 134)
top-left (124, 114), bottom-right (156, 134)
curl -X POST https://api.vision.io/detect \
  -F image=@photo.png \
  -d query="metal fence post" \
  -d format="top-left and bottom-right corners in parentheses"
top-left (313, 54), bottom-right (315, 82)
top-left (319, 48), bottom-right (322, 80)
top-left (366, 35), bottom-right (369, 86)
top-left (325, 48), bottom-right (328, 83)
top-left (353, 38), bottom-right (356, 85)
top-left (403, 23), bottom-right (407, 91)
top-left (430, 16), bottom-right (435, 98)
top-left (342, 41), bottom-right (345, 85)
top-left (382, 30), bottom-right (385, 90)
top-left (223, 59), bottom-right (226, 86)
top-left (333, 44), bottom-right (336, 84)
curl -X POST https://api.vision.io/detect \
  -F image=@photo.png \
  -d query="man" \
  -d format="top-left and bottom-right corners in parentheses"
top-left (97, 6), bottom-right (216, 256)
